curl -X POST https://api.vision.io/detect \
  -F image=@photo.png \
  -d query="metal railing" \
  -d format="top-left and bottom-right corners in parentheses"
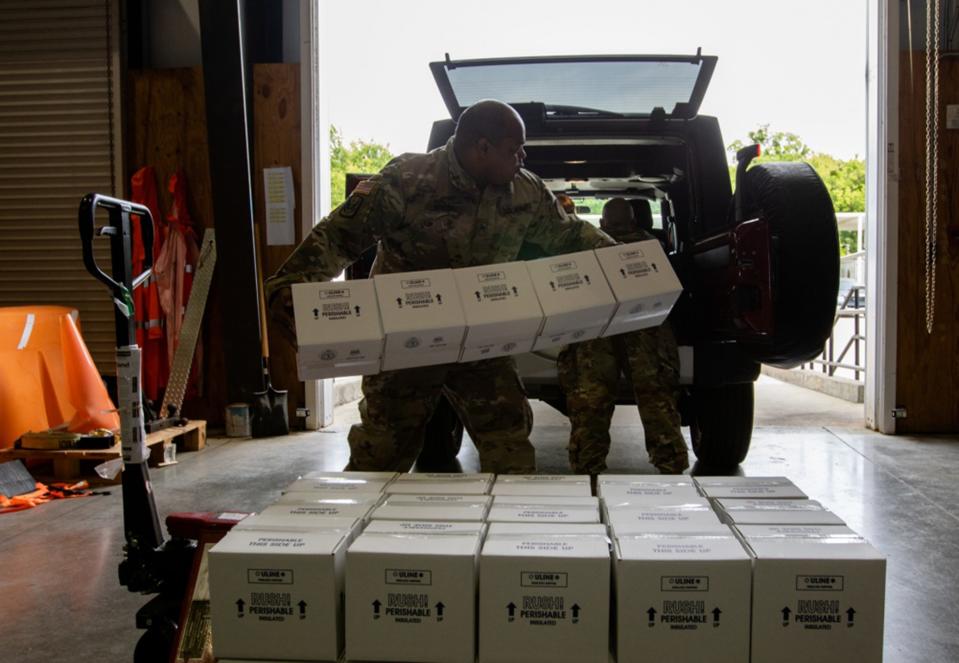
top-left (801, 285), bottom-right (866, 381)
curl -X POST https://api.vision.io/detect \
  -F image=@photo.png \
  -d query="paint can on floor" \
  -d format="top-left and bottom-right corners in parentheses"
top-left (225, 403), bottom-right (251, 437)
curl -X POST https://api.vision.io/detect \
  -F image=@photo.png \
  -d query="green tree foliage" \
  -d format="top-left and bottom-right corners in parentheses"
top-left (728, 125), bottom-right (865, 215)
top-left (329, 125), bottom-right (394, 209)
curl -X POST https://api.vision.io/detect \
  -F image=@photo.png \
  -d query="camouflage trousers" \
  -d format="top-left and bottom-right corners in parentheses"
top-left (347, 356), bottom-right (534, 473)
top-left (558, 324), bottom-right (689, 475)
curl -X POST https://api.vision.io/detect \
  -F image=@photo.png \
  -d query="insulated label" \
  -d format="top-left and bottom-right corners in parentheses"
top-left (246, 591), bottom-right (294, 621)
top-left (796, 575), bottom-right (844, 591)
top-left (782, 600), bottom-right (854, 630)
top-left (322, 302), bottom-right (351, 320)
top-left (623, 261), bottom-right (651, 276)
top-left (661, 576), bottom-right (709, 592)
top-left (386, 569), bottom-right (432, 585)
top-left (517, 595), bottom-right (570, 625)
top-left (521, 571), bottom-right (568, 588)
top-left (647, 600), bottom-right (721, 630)
top-left (247, 568), bottom-right (294, 584)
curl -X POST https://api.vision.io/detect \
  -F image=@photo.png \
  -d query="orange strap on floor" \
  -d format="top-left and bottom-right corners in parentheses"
top-left (0, 480), bottom-right (94, 515)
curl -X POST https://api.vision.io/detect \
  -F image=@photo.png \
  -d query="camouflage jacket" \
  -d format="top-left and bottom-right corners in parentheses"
top-left (265, 138), bottom-right (615, 301)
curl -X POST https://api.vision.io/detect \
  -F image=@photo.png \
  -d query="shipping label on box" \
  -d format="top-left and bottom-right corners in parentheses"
top-left (614, 534), bottom-right (751, 663)
top-left (716, 498), bottom-right (845, 526)
top-left (595, 240), bottom-right (683, 336)
top-left (487, 504), bottom-right (601, 524)
top-left (209, 530), bottom-right (349, 661)
top-left (292, 280), bottom-right (384, 379)
top-left (374, 269), bottom-right (466, 370)
top-left (371, 494), bottom-right (492, 522)
top-left (346, 530), bottom-right (483, 663)
top-left (491, 475), bottom-right (592, 497)
top-left (454, 262), bottom-right (544, 362)
top-left (526, 251), bottom-right (617, 350)
top-left (746, 537), bottom-right (886, 663)
top-left (479, 531), bottom-right (611, 663)
top-left (607, 507), bottom-right (728, 536)
top-left (695, 476), bottom-right (807, 500)
top-left (388, 473), bottom-right (494, 495)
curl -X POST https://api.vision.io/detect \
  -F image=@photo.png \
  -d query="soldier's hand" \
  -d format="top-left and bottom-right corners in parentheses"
top-left (268, 287), bottom-right (297, 348)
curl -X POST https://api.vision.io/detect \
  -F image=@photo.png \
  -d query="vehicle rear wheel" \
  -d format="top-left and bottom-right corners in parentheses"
top-left (417, 396), bottom-right (464, 465)
top-left (740, 162), bottom-right (839, 367)
top-left (690, 383), bottom-right (754, 469)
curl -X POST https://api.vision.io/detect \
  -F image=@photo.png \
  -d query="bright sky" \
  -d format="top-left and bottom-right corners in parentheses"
top-left (321, 0), bottom-right (867, 160)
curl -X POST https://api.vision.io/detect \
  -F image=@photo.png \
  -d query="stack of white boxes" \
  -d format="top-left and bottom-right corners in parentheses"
top-left (292, 239), bottom-right (684, 379)
top-left (207, 472), bottom-right (886, 662)
top-left (692, 476), bottom-right (886, 663)
top-left (206, 471), bottom-right (396, 661)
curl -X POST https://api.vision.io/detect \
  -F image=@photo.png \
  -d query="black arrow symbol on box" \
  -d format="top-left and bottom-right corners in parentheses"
top-left (647, 607), bottom-right (656, 626)
top-left (475, 291), bottom-right (481, 301)
top-left (584, 274), bottom-right (591, 284)
top-left (298, 600), bottom-right (307, 619)
top-left (507, 602), bottom-right (516, 619)
top-left (396, 297), bottom-right (402, 308)
top-left (712, 607), bottom-right (722, 624)
top-left (355, 306), bottom-right (361, 316)
top-left (781, 607), bottom-right (791, 625)
top-left (549, 281), bottom-right (556, 291)
top-left (571, 604), bottom-right (581, 622)
top-left (512, 286), bottom-right (518, 296)
top-left (436, 294), bottom-right (443, 304)
top-left (620, 268), bottom-right (627, 278)
top-left (236, 598), bottom-right (245, 618)
top-left (373, 599), bottom-right (382, 617)
top-left (436, 602), bottom-right (445, 619)
top-left (652, 263), bottom-right (659, 272)
top-left (847, 607), bottom-right (856, 625)
top-left (312, 308), bottom-right (319, 319)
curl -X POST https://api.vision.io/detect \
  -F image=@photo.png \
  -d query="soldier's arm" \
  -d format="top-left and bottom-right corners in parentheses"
top-left (523, 182), bottom-right (617, 255)
top-left (264, 164), bottom-right (405, 343)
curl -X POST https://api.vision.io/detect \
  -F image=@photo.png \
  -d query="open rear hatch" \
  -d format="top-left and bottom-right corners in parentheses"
top-left (429, 52), bottom-right (717, 121)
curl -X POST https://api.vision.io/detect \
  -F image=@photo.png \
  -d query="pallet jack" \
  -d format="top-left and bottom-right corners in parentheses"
top-left (80, 194), bottom-right (245, 662)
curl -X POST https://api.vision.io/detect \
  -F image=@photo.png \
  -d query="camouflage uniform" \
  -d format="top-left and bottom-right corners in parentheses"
top-left (266, 137), bottom-right (614, 473)
top-left (557, 229), bottom-right (689, 474)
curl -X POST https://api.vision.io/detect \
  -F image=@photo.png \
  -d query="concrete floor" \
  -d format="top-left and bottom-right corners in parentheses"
top-left (2, 376), bottom-right (958, 662)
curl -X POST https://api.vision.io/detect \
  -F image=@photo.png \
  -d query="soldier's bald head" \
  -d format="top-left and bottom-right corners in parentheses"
top-left (452, 100), bottom-right (527, 188)
top-left (454, 100), bottom-right (524, 147)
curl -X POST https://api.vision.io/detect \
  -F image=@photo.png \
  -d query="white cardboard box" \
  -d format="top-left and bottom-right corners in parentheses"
top-left (373, 269), bottom-right (467, 370)
top-left (526, 250), bottom-right (618, 350)
top-left (345, 527), bottom-right (484, 663)
top-left (233, 512), bottom-right (360, 535)
top-left (479, 526), bottom-right (611, 663)
top-left (387, 473), bottom-right (494, 495)
top-left (283, 475), bottom-right (390, 494)
top-left (491, 475), bottom-right (592, 497)
top-left (301, 470), bottom-right (398, 483)
top-left (598, 482), bottom-right (704, 504)
top-left (370, 494), bottom-right (492, 522)
top-left (614, 533), bottom-right (752, 663)
top-left (273, 492), bottom-right (384, 510)
top-left (607, 506), bottom-right (729, 536)
top-left (594, 240), bottom-right (684, 336)
top-left (494, 495), bottom-right (599, 508)
top-left (715, 498), bottom-right (846, 526)
top-left (736, 524), bottom-right (862, 540)
top-left (292, 280), bottom-right (384, 378)
top-left (209, 529), bottom-right (350, 661)
top-left (453, 262), bottom-right (544, 362)
top-left (746, 535), bottom-right (886, 663)
top-left (486, 504), bottom-right (601, 524)
top-left (695, 476), bottom-right (808, 500)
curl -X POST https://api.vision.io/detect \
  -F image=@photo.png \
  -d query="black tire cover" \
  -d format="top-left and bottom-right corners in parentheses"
top-left (741, 162), bottom-right (839, 367)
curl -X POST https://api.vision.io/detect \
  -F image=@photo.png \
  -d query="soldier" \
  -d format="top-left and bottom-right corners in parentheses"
top-left (558, 197), bottom-right (689, 475)
top-left (266, 100), bottom-right (615, 473)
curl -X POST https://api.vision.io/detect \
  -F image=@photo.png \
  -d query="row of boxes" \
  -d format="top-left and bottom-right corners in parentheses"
top-left (208, 473), bottom-right (885, 663)
top-left (292, 239), bottom-right (682, 378)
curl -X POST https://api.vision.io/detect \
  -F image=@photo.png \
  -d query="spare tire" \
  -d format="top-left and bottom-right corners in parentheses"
top-left (740, 162), bottom-right (839, 367)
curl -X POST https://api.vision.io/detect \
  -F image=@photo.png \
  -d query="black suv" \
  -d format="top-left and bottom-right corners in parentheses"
top-left (354, 53), bottom-right (839, 470)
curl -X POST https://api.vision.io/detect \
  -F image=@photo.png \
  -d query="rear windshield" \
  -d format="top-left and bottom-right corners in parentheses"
top-left (571, 197), bottom-right (663, 229)
top-left (445, 60), bottom-right (705, 116)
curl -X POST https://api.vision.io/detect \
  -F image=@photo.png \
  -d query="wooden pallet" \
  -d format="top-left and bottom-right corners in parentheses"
top-left (0, 420), bottom-right (206, 484)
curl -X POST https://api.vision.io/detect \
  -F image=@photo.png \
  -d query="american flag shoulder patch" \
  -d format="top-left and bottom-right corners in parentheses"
top-left (353, 179), bottom-right (375, 196)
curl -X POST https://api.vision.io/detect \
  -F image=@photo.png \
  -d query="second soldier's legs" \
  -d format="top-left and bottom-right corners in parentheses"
top-left (625, 325), bottom-right (689, 474)
top-left (443, 357), bottom-right (535, 474)
top-left (346, 365), bottom-right (447, 471)
top-left (558, 338), bottom-right (619, 475)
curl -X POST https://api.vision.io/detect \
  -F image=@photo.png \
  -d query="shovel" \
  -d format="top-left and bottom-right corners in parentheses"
top-left (251, 227), bottom-right (289, 437)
